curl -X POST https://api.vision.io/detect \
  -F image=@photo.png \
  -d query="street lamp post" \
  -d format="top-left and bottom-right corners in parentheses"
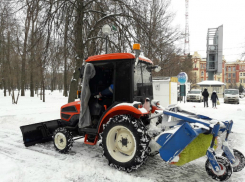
top-left (102, 24), bottom-right (111, 54)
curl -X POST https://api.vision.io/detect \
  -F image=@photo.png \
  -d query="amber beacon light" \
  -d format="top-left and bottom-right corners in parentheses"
top-left (133, 43), bottom-right (140, 50)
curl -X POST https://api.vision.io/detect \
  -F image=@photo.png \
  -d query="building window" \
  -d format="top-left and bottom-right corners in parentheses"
top-left (218, 78), bottom-right (220, 81)
top-left (201, 71), bottom-right (204, 76)
top-left (243, 73), bottom-right (245, 76)
top-left (233, 67), bottom-right (235, 71)
top-left (195, 64), bottom-right (196, 68)
top-left (228, 67), bottom-right (231, 71)
top-left (241, 79), bottom-right (243, 83)
top-left (228, 73), bottom-right (231, 78)
top-left (201, 78), bottom-right (203, 81)
top-left (228, 79), bottom-right (231, 83)
top-left (240, 73), bottom-right (243, 76)
top-left (233, 73), bottom-right (235, 78)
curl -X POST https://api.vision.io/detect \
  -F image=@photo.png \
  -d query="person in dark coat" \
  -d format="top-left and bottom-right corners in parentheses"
top-left (202, 88), bottom-right (209, 107)
top-left (211, 90), bottom-right (219, 109)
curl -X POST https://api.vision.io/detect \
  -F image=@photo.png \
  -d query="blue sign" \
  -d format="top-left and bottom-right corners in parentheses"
top-left (177, 72), bottom-right (188, 85)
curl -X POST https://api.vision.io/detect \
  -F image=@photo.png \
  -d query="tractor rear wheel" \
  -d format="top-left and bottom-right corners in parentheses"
top-left (101, 115), bottom-right (150, 172)
top-left (53, 127), bottom-right (74, 153)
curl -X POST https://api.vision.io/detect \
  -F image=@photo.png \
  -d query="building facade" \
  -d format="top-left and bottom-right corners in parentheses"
top-left (191, 51), bottom-right (245, 89)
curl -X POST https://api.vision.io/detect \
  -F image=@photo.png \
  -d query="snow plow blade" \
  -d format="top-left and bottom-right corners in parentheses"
top-left (20, 120), bottom-right (61, 147)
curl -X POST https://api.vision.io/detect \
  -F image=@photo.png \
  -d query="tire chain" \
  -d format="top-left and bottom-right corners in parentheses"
top-left (99, 115), bottom-right (151, 172)
top-left (53, 127), bottom-right (74, 154)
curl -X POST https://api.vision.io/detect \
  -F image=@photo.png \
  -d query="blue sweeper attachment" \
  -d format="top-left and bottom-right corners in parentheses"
top-left (151, 107), bottom-right (245, 181)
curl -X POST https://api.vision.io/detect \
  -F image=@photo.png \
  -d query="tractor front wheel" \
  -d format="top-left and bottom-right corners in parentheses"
top-left (205, 156), bottom-right (232, 181)
top-left (53, 127), bottom-right (74, 154)
top-left (101, 115), bottom-right (150, 172)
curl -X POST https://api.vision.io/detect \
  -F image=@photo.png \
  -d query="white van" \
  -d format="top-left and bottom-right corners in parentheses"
top-left (223, 89), bottom-right (239, 104)
top-left (186, 89), bottom-right (203, 102)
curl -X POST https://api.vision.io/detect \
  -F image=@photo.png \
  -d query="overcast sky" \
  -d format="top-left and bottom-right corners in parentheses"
top-left (170, 0), bottom-right (245, 62)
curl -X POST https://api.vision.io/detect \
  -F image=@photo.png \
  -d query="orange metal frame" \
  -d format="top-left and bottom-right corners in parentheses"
top-left (84, 134), bottom-right (99, 145)
top-left (97, 105), bottom-right (144, 133)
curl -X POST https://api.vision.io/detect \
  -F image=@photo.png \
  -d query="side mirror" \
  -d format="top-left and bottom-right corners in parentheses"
top-left (78, 66), bottom-right (85, 78)
top-left (154, 65), bottom-right (161, 72)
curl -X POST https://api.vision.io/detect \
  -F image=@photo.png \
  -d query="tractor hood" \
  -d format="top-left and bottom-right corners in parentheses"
top-left (60, 101), bottom-right (80, 121)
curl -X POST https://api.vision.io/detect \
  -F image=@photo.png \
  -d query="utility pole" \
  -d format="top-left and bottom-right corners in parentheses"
top-left (184, 0), bottom-right (190, 55)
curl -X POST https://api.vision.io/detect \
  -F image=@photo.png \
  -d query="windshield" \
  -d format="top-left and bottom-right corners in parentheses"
top-left (189, 91), bottom-right (201, 94)
top-left (224, 90), bottom-right (238, 95)
top-left (134, 62), bottom-right (153, 98)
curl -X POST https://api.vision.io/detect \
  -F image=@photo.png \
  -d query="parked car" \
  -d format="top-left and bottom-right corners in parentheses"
top-left (239, 94), bottom-right (244, 98)
top-left (223, 89), bottom-right (239, 104)
top-left (186, 89), bottom-right (203, 102)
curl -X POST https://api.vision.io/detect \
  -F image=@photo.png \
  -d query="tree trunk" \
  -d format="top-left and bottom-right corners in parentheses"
top-left (42, 79), bottom-right (45, 102)
top-left (63, 13), bottom-right (69, 97)
top-left (68, 2), bottom-right (84, 103)
top-left (7, 31), bottom-right (12, 96)
top-left (30, 18), bottom-right (35, 97)
top-left (3, 79), bottom-right (6, 96)
top-left (21, 5), bottom-right (31, 96)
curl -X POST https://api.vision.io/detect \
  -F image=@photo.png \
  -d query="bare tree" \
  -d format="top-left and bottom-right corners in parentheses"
top-left (20, 1), bottom-right (31, 96)
top-left (1, 0), bottom-right (184, 104)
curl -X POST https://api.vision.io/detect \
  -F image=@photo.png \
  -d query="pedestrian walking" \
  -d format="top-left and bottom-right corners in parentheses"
top-left (202, 88), bottom-right (209, 107)
top-left (211, 90), bottom-right (219, 109)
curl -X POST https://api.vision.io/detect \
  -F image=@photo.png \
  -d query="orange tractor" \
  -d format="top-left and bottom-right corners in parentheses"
top-left (20, 44), bottom-right (245, 180)
top-left (21, 44), bottom-right (162, 172)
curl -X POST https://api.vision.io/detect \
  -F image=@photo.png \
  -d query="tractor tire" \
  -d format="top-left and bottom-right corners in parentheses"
top-left (100, 115), bottom-right (150, 172)
top-left (205, 156), bottom-right (232, 181)
top-left (53, 127), bottom-right (74, 154)
top-left (222, 149), bottom-right (245, 172)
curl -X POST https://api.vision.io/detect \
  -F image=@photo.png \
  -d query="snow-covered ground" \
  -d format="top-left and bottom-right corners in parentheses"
top-left (0, 90), bottom-right (245, 182)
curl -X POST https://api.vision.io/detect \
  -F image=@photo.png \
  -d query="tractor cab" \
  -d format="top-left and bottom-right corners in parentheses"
top-left (85, 53), bottom-right (153, 103)
top-left (79, 53), bottom-right (154, 129)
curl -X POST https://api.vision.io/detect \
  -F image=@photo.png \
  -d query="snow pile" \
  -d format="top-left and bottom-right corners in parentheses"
top-left (0, 90), bottom-right (245, 182)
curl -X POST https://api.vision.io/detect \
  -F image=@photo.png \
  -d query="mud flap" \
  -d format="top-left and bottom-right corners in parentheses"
top-left (20, 120), bottom-right (60, 147)
top-left (157, 122), bottom-right (201, 162)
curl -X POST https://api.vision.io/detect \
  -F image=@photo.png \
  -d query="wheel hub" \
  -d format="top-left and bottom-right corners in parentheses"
top-left (121, 137), bottom-right (128, 147)
top-left (55, 133), bottom-right (67, 150)
top-left (211, 164), bottom-right (226, 176)
top-left (232, 156), bottom-right (240, 167)
top-left (106, 125), bottom-right (136, 163)
top-left (116, 130), bottom-right (134, 153)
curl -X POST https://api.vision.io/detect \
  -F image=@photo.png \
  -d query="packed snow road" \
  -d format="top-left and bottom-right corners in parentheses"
top-left (0, 90), bottom-right (245, 182)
